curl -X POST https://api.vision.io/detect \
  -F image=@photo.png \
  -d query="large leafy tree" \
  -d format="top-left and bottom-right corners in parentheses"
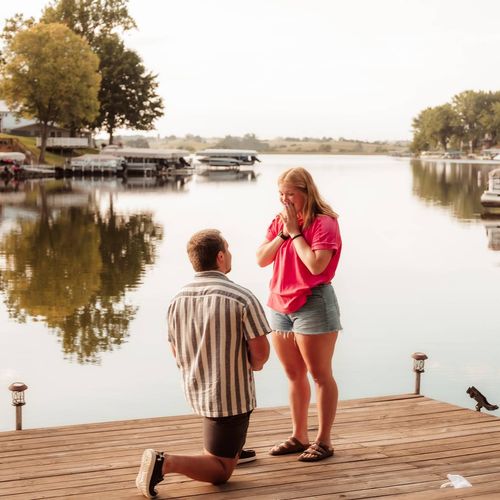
top-left (478, 92), bottom-right (500, 146)
top-left (411, 90), bottom-right (500, 153)
top-left (411, 104), bottom-right (460, 152)
top-left (452, 90), bottom-right (499, 153)
top-left (41, 0), bottom-right (164, 143)
top-left (92, 34), bottom-right (164, 144)
top-left (41, 0), bottom-right (136, 44)
top-left (0, 22), bottom-right (100, 162)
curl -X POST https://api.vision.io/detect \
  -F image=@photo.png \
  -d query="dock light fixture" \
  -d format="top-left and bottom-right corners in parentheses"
top-left (411, 353), bottom-right (428, 395)
top-left (8, 382), bottom-right (28, 430)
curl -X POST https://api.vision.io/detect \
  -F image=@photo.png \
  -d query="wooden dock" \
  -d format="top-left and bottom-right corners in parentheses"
top-left (1, 394), bottom-right (500, 499)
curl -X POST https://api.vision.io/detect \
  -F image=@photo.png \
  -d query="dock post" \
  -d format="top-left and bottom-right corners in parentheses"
top-left (8, 382), bottom-right (28, 430)
top-left (411, 352), bottom-right (428, 395)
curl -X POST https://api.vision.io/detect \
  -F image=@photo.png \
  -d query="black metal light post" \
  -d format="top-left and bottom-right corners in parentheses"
top-left (8, 382), bottom-right (28, 430)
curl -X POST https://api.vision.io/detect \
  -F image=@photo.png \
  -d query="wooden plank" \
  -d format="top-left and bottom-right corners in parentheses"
top-left (0, 394), bottom-right (499, 499)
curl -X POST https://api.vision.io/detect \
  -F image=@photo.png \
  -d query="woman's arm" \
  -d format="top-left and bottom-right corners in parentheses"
top-left (256, 236), bottom-right (284, 267)
top-left (283, 203), bottom-right (333, 275)
top-left (291, 238), bottom-right (333, 275)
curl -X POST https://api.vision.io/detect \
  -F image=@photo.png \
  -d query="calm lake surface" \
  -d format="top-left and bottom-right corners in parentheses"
top-left (1, 155), bottom-right (500, 431)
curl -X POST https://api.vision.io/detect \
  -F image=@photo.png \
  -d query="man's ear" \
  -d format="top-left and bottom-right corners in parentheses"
top-left (216, 250), bottom-right (224, 268)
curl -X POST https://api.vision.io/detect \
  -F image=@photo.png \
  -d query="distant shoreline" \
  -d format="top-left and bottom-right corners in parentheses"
top-left (119, 135), bottom-right (411, 157)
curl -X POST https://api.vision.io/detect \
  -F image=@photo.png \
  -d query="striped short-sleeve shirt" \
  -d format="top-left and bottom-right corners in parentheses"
top-left (167, 271), bottom-right (271, 417)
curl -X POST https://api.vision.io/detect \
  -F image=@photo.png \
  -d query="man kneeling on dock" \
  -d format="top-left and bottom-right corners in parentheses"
top-left (136, 229), bottom-right (271, 498)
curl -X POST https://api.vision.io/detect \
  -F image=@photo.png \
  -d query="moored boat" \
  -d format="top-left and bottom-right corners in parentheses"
top-left (195, 149), bottom-right (260, 174)
top-left (480, 168), bottom-right (500, 214)
top-left (0, 152), bottom-right (26, 164)
top-left (102, 146), bottom-right (191, 174)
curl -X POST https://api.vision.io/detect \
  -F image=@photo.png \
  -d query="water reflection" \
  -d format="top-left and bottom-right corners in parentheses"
top-left (194, 170), bottom-right (258, 183)
top-left (411, 159), bottom-right (493, 220)
top-left (483, 218), bottom-right (500, 251)
top-left (0, 181), bottom-right (163, 363)
top-left (61, 174), bottom-right (192, 193)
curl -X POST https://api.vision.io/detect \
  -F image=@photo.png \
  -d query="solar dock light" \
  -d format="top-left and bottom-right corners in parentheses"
top-left (411, 352), bottom-right (428, 395)
top-left (8, 382), bottom-right (28, 430)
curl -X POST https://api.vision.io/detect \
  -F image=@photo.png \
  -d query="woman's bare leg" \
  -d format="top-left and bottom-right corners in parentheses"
top-left (295, 332), bottom-right (338, 447)
top-left (271, 331), bottom-right (310, 444)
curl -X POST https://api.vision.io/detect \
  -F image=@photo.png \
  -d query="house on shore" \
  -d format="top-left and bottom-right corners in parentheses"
top-left (0, 100), bottom-right (92, 149)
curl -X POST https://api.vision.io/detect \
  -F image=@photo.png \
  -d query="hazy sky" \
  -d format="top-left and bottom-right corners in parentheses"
top-left (2, 0), bottom-right (500, 140)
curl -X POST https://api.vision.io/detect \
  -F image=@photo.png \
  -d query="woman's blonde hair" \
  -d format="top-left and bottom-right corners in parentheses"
top-left (278, 167), bottom-right (338, 228)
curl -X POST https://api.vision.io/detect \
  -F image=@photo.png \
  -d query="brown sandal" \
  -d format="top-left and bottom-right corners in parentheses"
top-left (269, 436), bottom-right (309, 456)
top-left (298, 441), bottom-right (334, 462)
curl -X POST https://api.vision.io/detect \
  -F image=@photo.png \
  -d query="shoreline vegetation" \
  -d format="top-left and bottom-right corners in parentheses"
top-left (411, 89), bottom-right (500, 155)
top-left (118, 133), bottom-right (411, 156)
top-left (1, 132), bottom-right (411, 166)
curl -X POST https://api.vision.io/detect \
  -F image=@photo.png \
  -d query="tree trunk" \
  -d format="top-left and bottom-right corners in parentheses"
top-left (108, 128), bottom-right (114, 145)
top-left (38, 123), bottom-right (49, 164)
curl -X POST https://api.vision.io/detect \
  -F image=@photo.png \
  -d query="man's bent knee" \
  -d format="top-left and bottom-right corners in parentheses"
top-left (210, 457), bottom-right (236, 485)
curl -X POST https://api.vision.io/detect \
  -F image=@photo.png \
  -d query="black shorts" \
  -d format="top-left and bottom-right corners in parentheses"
top-left (203, 411), bottom-right (252, 459)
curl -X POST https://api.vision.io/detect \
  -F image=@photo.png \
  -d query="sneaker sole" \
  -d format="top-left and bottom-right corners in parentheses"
top-left (237, 456), bottom-right (257, 464)
top-left (136, 449), bottom-right (157, 498)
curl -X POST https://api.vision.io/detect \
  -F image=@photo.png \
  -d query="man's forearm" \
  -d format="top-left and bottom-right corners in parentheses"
top-left (248, 340), bottom-right (270, 371)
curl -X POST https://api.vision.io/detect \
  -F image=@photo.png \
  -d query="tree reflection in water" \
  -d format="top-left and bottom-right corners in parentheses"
top-left (411, 159), bottom-right (493, 220)
top-left (0, 183), bottom-right (163, 363)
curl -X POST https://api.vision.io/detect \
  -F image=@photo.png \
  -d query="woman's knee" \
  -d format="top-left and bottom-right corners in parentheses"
top-left (284, 364), bottom-right (308, 381)
top-left (309, 367), bottom-right (334, 385)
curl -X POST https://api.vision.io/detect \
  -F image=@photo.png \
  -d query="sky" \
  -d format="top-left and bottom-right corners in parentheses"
top-left (2, 0), bottom-right (500, 141)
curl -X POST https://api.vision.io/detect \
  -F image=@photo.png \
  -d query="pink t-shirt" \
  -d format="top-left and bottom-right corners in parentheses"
top-left (266, 214), bottom-right (342, 314)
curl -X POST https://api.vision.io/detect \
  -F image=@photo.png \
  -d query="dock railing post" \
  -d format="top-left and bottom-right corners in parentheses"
top-left (8, 382), bottom-right (28, 430)
top-left (411, 352), bottom-right (428, 395)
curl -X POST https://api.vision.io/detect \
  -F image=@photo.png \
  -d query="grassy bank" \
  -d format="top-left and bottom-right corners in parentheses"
top-left (139, 136), bottom-right (410, 155)
top-left (0, 133), bottom-right (98, 166)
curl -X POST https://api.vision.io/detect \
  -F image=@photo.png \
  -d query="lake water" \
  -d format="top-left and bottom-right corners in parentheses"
top-left (1, 155), bottom-right (500, 432)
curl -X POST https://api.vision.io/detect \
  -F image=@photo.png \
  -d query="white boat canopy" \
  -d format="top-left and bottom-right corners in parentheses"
top-left (102, 146), bottom-right (189, 159)
top-left (197, 149), bottom-right (258, 157)
top-left (0, 152), bottom-right (26, 162)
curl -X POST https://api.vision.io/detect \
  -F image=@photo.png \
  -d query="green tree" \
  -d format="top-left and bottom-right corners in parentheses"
top-left (452, 90), bottom-right (495, 153)
top-left (479, 93), bottom-right (500, 146)
top-left (41, 0), bottom-right (136, 45)
top-left (3, 1), bottom-right (164, 144)
top-left (411, 104), bottom-right (460, 153)
top-left (0, 13), bottom-right (35, 48)
top-left (0, 22), bottom-right (100, 162)
top-left (92, 34), bottom-right (164, 144)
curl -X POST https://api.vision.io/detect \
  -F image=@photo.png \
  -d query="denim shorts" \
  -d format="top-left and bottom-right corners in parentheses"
top-left (269, 284), bottom-right (342, 335)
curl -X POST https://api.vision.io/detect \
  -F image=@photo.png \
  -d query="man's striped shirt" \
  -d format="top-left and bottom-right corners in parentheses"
top-left (167, 271), bottom-right (270, 417)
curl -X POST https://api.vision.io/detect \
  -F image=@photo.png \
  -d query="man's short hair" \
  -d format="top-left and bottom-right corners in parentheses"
top-left (187, 229), bottom-right (225, 272)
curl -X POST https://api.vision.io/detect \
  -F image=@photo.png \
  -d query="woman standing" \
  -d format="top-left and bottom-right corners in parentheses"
top-left (256, 167), bottom-right (342, 462)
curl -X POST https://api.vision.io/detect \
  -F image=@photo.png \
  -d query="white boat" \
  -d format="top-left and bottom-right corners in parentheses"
top-left (70, 154), bottom-right (123, 169)
top-left (195, 149), bottom-right (260, 174)
top-left (480, 168), bottom-right (500, 214)
top-left (0, 152), bottom-right (26, 164)
top-left (67, 154), bottom-right (125, 174)
top-left (102, 146), bottom-right (191, 174)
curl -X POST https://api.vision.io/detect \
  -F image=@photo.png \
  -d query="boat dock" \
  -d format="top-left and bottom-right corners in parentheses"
top-left (1, 393), bottom-right (500, 499)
